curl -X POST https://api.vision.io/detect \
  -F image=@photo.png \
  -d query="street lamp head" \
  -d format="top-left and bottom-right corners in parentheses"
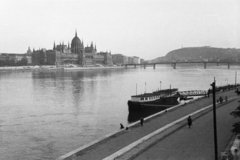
top-left (211, 82), bottom-right (215, 87)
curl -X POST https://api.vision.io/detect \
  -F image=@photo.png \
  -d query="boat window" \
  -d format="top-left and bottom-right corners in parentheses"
top-left (140, 98), bottom-right (144, 100)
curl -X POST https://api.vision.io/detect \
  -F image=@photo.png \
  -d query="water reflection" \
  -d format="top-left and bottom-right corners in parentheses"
top-left (1, 66), bottom-right (240, 159)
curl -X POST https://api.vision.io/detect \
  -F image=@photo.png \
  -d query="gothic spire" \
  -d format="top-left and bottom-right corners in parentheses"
top-left (90, 42), bottom-right (94, 50)
top-left (82, 39), bottom-right (84, 48)
top-left (53, 41), bottom-right (56, 50)
top-left (75, 30), bottom-right (77, 37)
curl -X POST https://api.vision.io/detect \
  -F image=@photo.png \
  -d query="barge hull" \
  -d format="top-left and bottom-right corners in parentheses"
top-left (128, 97), bottom-right (179, 113)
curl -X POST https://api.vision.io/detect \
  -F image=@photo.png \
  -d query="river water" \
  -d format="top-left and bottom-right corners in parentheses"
top-left (0, 64), bottom-right (239, 160)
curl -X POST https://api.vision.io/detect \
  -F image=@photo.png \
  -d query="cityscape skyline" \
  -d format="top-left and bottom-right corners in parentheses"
top-left (0, 0), bottom-right (239, 60)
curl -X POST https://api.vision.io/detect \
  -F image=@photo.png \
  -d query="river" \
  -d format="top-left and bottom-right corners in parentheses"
top-left (0, 64), bottom-right (239, 160)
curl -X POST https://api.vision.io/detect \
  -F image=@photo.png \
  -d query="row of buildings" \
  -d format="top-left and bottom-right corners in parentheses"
top-left (0, 31), bottom-right (145, 67)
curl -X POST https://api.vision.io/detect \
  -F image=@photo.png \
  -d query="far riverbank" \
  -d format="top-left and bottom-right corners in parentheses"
top-left (0, 65), bottom-right (125, 71)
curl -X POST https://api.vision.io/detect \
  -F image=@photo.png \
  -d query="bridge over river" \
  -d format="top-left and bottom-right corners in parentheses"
top-left (125, 61), bottom-right (240, 69)
top-left (57, 89), bottom-right (238, 160)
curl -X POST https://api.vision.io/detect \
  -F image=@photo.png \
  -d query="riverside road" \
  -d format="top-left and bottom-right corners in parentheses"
top-left (132, 94), bottom-right (239, 160)
top-left (58, 89), bottom-right (239, 160)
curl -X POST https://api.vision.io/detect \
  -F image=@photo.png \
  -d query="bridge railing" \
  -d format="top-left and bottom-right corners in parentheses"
top-left (178, 90), bottom-right (207, 96)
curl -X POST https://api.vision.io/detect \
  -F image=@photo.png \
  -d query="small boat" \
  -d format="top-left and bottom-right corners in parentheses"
top-left (128, 88), bottom-right (180, 113)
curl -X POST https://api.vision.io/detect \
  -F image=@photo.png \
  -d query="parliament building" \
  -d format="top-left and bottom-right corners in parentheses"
top-left (32, 31), bottom-right (112, 66)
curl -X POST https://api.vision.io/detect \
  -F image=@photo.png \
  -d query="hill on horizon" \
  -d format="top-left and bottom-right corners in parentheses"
top-left (151, 47), bottom-right (240, 63)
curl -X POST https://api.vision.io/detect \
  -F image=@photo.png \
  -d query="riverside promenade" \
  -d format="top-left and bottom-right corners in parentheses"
top-left (57, 89), bottom-right (239, 160)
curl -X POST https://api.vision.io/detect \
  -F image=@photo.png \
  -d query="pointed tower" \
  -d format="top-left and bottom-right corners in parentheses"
top-left (95, 44), bottom-right (97, 51)
top-left (27, 46), bottom-right (32, 55)
top-left (62, 41), bottom-right (64, 53)
top-left (90, 41), bottom-right (93, 49)
top-left (68, 42), bottom-right (70, 49)
top-left (53, 41), bottom-right (56, 50)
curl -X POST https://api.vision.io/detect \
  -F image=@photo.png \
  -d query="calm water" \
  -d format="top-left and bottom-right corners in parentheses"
top-left (0, 65), bottom-right (239, 159)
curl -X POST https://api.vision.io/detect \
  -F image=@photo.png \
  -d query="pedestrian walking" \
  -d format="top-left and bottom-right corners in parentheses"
top-left (207, 89), bottom-right (210, 98)
top-left (140, 118), bottom-right (144, 127)
top-left (219, 96), bottom-right (223, 103)
top-left (225, 96), bottom-right (228, 101)
top-left (187, 116), bottom-right (192, 128)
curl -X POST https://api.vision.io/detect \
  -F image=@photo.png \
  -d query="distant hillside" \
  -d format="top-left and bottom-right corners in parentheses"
top-left (151, 47), bottom-right (240, 63)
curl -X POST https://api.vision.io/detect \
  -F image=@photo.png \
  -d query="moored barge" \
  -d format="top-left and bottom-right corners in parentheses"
top-left (128, 88), bottom-right (180, 112)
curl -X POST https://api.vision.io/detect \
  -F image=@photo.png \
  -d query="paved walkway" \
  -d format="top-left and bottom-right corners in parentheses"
top-left (131, 95), bottom-right (239, 160)
top-left (58, 89), bottom-right (239, 160)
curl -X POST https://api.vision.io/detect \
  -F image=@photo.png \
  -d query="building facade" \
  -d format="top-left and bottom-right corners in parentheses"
top-left (0, 53), bottom-right (29, 66)
top-left (112, 54), bottom-right (127, 65)
top-left (97, 52), bottom-right (113, 65)
top-left (133, 56), bottom-right (140, 64)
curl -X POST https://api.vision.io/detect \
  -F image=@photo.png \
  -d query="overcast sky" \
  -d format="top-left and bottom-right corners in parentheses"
top-left (0, 0), bottom-right (239, 60)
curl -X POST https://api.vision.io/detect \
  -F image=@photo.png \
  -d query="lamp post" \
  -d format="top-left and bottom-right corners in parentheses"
top-left (145, 82), bottom-right (146, 93)
top-left (211, 78), bottom-right (218, 160)
top-left (225, 78), bottom-right (228, 85)
top-left (235, 71), bottom-right (237, 88)
top-left (136, 83), bottom-right (137, 95)
top-left (160, 81), bottom-right (161, 91)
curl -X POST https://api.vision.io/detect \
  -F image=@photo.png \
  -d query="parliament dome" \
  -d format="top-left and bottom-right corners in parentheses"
top-left (71, 35), bottom-right (81, 45)
top-left (71, 31), bottom-right (82, 53)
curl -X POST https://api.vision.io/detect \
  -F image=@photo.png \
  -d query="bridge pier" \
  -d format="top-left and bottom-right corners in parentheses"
top-left (228, 63), bottom-right (230, 69)
top-left (153, 64), bottom-right (155, 69)
top-left (144, 64), bottom-right (146, 69)
top-left (204, 63), bottom-right (207, 69)
top-left (134, 64), bottom-right (136, 69)
top-left (125, 64), bottom-right (127, 69)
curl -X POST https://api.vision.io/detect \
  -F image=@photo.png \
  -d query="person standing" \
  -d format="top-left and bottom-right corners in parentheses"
top-left (120, 123), bottom-right (124, 129)
top-left (140, 118), bottom-right (144, 127)
top-left (233, 149), bottom-right (239, 160)
top-left (187, 116), bottom-right (192, 128)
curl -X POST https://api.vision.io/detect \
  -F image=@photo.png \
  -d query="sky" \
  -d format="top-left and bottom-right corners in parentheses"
top-left (0, 0), bottom-right (239, 60)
